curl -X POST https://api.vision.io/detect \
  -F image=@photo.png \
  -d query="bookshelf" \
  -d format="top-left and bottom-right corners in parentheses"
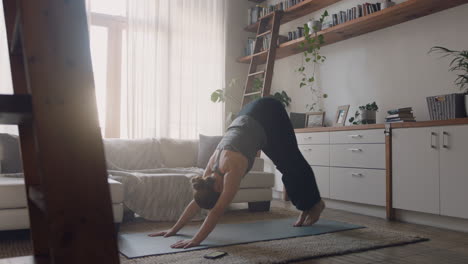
top-left (239, 0), bottom-right (468, 64)
top-left (245, 0), bottom-right (342, 32)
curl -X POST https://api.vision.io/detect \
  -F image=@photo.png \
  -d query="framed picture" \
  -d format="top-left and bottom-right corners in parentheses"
top-left (305, 112), bottom-right (325, 128)
top-left (334, 105), bottom-right (350, 126)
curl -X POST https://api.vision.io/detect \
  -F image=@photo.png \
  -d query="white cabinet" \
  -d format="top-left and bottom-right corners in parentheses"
top-left (439, 125), bottom-right (468, 219)
top-left (392, 127), bottom-right (440, 214)
top-left (393, 124), bottom-right (468, 218)
top-left (296, 129), bottom-right (386, 207)
top-left (296, 132), bottom-right (329, 145)
top-left (330, 144), bottom-right (385, 169)
top-left (298, 144), bottom-right (329, 166)
top-left (330, 129), bottom-right (385, 144)
top-left (312, 166), bottom-right (329, 198)
top-left (330, 167), bottom-right (386, 206)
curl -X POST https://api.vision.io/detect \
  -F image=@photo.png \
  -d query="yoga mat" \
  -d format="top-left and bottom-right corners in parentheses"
top-left (119, 217), bottom-right (363, 259)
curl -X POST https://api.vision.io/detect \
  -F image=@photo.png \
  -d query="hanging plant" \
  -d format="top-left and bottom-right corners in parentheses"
top-left (297, 11), bottom-right (329, 112)
top-left (210, 78), bottom-right (291, 108)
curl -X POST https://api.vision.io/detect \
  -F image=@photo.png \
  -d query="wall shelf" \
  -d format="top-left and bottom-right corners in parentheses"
top-left (239, 0), bottom-right (468, 64)
top-left (245, 0), bottom-right (342, 32)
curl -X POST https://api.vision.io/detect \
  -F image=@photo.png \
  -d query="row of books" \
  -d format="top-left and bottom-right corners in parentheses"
top-left (332, 3), bottom-right (382, 26)
top-left (244, 36), bottom-right (289, 56)
top-left (386, 107), bottom-right (416, 123)
top-left (247, 0), bottom-right (305, 25)
top-left (287, 27), bottom-right (306, 41)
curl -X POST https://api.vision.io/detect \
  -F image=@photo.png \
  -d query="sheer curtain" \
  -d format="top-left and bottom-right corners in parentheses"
top-left (0, 2), bottom-right (18, 134)
top-left (123, 0), bottom-right (225, 139)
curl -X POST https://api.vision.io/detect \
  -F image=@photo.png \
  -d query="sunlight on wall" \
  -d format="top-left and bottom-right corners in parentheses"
top-left (0, 2), bottom-right (18, 134)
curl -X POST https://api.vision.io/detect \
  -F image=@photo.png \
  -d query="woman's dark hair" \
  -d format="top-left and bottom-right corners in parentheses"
top-left (191, 176), bottom-right (221, 209)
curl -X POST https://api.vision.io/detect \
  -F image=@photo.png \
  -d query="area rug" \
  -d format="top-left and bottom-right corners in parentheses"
top-left (119, 218), bottom-right (363, 258)
top-left (0, 206), bottom-right (428, 264)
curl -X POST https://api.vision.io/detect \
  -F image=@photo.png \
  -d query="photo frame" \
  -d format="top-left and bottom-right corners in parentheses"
top-left (334, 105), bottom-right (350, 126)
top-left (305, 112), bottom-right (325, 128)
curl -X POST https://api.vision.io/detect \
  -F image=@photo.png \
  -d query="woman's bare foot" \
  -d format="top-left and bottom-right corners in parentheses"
top-left (294, 200), bottom-right (325, 227)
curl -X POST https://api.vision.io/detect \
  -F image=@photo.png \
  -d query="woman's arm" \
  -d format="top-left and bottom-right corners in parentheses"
top-left (148, 199), bottom-right (200, 237)
top-left (170, 169), bottom-right (243, 248)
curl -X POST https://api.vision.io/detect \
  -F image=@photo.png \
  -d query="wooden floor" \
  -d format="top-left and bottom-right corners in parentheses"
top-left (2, 199), bottom-right (468, 263)
top-left (271, 199), bottom-right (468, 264)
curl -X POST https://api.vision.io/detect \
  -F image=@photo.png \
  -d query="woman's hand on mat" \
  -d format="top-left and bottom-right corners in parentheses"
top-left (170, 239), bottom-right (201, 249)
top-left (148, 229), bottom-right (177, 238)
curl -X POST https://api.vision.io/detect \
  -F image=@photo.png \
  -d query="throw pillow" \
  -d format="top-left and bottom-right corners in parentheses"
top-left (0, 133), bottom-right (23, 174)
top-left (196, 134), bottom-right (223, 169)
top-left (159, 138), bottom-right (198, 168)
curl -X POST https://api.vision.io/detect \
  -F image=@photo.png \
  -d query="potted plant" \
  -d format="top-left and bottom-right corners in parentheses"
top-left (297, 11), bottom-right (329, 112)
top-left (348, 102), bottom-right (379, 125)
top-left (210, 78), bottom-right (292, 108)
top-left (429, 46), bottom-right (468, 117)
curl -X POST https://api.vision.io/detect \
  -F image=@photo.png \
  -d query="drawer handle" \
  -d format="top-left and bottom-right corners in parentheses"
top-left (306, 136), bottom-right (313, 139)
top-left (348, 134), bottom-right (362, 138)
top-left (351, 173), bottom-right (363, 177)
top-left (348, 148), bottom-right (362, 152)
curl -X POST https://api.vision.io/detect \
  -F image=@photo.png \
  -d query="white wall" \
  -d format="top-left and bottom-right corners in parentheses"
top-left (224, 0), bottom-right (252, 120)
top-left (227, 1), bottom-right (468, 192)
top-left (264, 0), bottom-right (468, 125)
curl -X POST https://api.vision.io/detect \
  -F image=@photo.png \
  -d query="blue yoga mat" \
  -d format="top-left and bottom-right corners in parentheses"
top-left (119, 217), bottom-right (363, 259)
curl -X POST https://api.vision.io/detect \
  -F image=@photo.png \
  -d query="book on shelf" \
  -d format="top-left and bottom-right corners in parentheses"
top-left (387, 107), bottom-right (413, 115)
top-left (386, 106), bottom-right (415, 123)
top-left (245, 35), bottom-right (289, 56)
top-left (247, 0), bottom-right (306, 26)
top-left (386, 112), bottom-right (414, 119)
top-left (385, 119), bottom-right (417, 123)
top-left (330, 2), bottom-right (383, 27)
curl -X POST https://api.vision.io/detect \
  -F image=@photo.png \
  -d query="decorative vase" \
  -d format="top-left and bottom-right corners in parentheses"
top-left (360, 110), bottom-right (377, 124)
top-left (307, 20), bottom-right (322, 34)
top-left (307, 20), bottom-right (314, 33)
top-left (381, 0), bottom-right (395, 9)
top-left (465, 94), bottom-right (468, 117)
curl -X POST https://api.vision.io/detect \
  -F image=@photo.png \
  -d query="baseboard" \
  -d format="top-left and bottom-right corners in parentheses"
top-left (322, 198), bottom-right (387, 219)
top-left (395, 209), bottom-right (468, 233)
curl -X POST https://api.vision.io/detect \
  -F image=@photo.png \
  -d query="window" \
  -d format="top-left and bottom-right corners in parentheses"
top-left (88, 0), bottom-right (127, 138)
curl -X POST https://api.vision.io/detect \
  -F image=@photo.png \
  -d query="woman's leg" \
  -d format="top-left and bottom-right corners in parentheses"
top-left (242, 98), bottom-right (321, 211)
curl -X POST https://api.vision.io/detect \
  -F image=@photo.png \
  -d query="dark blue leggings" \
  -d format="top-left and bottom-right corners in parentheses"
top-left (239, 97), bottom-right (321, 211)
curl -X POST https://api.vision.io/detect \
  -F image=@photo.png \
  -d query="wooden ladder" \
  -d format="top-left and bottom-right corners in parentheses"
top-left (1, 1), bottom-right (119, 263)
top-left (241, 11), bottom-right (282, 107)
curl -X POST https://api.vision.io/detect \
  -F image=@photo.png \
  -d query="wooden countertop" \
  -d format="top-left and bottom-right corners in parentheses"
top-left (294, 118), bottom-right (468, 133)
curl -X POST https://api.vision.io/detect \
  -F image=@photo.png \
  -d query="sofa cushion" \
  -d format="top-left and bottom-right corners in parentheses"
top-left (0, 175), bottom-right (124, 209)
top-left (104, 138), bottom-right (164, 170)
top-left (196, 134), bottom-right (223, 169)
top-left (240, 171), bottom-right (275, 188)
top-left (0, 134), bottom-right (23, 173)
top-left (159, 138), bottom-right (198, 168)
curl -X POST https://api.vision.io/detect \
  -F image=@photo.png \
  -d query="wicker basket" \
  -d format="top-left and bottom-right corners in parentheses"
top-left (426, 93), bottom-right (466, 120)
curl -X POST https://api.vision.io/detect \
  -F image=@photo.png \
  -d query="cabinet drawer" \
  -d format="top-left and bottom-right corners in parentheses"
top-left (296, 132), bottom-right (329, 145)
top-left (330, 167), bottom-right (386, 206)
top-left (312, 166), bottom-right (329, 198)
top-left (330, 129), bottom-right (385, 144)
top-left (299, 145), bottom-right (329, 166)
top-left (330, 144), bottom-right (385, 169)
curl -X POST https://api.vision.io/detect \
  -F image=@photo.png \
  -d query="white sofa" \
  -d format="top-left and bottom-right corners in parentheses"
top-left (0, 135), bottom-right (275, 231)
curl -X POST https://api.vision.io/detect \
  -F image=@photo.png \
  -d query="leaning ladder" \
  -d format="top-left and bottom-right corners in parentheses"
top-left (1, 1), bottom-right (119, 263)
top-left (241, 10), bottom-right (282, 107)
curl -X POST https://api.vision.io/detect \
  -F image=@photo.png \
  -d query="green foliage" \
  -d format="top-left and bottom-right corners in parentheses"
top-left (349, 101), bottom-right (378, 125)
top-left (429, 46), bottom-right (468, 93)
top-left (272, 91), bottom-right (292, 108)
top-left (358, 102), bottom-right (379, 111)
top-left (297, 10), bottom-right (329, 111)
top-left (211, 89), bottom-right (225, 103)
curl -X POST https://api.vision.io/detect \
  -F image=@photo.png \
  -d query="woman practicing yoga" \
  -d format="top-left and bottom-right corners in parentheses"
top-left (149, 97), bottom-right (325, 249)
